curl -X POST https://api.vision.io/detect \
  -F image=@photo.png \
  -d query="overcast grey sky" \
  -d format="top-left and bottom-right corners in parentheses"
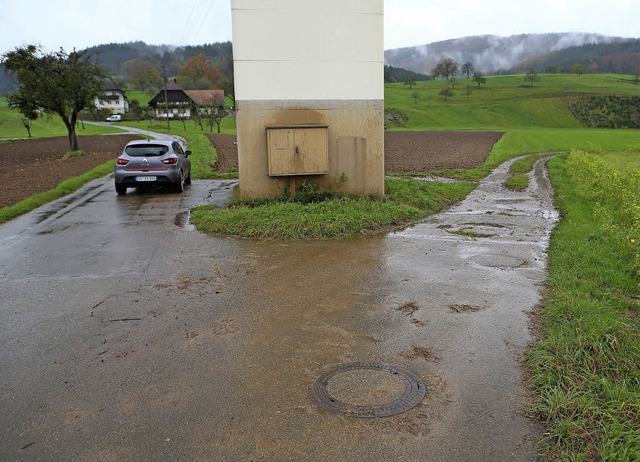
top-left (1, 0), bottom-right (638, 55)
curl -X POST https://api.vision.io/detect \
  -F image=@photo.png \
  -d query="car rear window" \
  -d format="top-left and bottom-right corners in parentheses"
top-left (124, 145), bottom-right (169, 157)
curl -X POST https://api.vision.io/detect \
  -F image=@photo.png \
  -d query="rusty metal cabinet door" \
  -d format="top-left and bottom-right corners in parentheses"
top-left (267, 126), bottom-right (328, 176)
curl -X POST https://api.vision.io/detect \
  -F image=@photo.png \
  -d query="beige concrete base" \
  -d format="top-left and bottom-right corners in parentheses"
top-left (235, 100), bottom-right (384, 198)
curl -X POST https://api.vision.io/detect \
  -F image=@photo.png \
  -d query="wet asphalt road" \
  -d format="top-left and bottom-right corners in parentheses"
top-left (0, 159), bottom-right (557, 461)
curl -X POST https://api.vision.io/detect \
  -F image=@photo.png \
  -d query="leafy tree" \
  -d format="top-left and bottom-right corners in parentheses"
top-left (472, 72), bottom-right (487, 88)
top-left (461, 62), bottom-right (475, 78)
top-left (178, 54), bottom-right (222, 89)
top-left (130, 62), bottom-right (162, 93)
top-left (129, 99), bottom-right (144, 121)
top-left (439, 88), bottom-right (454, 102)
top-left (2, 45), bottom-right (108, 151)
top-left (524, 69), bottom-right (540, 87)
top-left (404, 76), bottom-right (417, 89)
top-left (410, 91), bottom-right (420, 103)
top-left (572, 63), bottom-right (585, 76)
top-left (220, 78), bottom-right (235, 109)
top-left (545, 65), bottom-right (560, 74)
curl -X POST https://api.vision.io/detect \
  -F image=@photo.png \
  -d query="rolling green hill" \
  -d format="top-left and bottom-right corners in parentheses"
top-left (385, 73), bottom-right (640, 131)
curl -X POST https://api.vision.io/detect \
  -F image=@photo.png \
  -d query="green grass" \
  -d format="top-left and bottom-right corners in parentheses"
top-left (385, 74), bottom-right (640, 131)
top-left (0, 104), bottom-right (122, 140)
top-left (190, 177), bottom-right (476, 239)
top-left (0, 160), bottom-right (116, 225)
top-left (527, 150), bottom-right (640, 461)
top-left (133, 117), bottom-right (237, 179)
top-left (125, 91), bottom-right (151, 107)
top-left (432, 128), bottom-right (640, 181)
top-left (505, 154), bottom-right (552, 191)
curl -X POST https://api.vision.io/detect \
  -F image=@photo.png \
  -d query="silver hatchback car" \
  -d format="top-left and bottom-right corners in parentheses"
top-left (114, 139), bottom-right (191, 195)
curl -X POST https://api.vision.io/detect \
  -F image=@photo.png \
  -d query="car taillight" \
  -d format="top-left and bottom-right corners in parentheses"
top-left (116, 158), bottom-right (129, 165)
top-left (162, 157), bottom-right (178, 165)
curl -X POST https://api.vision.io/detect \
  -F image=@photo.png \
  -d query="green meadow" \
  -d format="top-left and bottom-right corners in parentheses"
top-left (385, 73), bottom-right (640, 130)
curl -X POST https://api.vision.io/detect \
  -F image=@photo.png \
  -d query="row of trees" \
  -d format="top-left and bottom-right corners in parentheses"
top-left (125, 53), bottom-right (233, 95)
top-left (1, 45), bottom-right (232, 152)
top-left (430, 59), bottom-right (487, 88)
top-left (414, 59), bottom-right (488, 102)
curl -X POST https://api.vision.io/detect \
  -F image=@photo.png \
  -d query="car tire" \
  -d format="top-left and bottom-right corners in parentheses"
top-left (184, 173), bottom-right (191, 185)
top-left (174, 178), bottom-right (184, 193)
top-left (115, 184), bottom-right (127, 195)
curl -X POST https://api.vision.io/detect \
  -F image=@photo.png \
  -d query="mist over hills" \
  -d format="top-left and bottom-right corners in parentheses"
top-left (2, 32), bottom-right (640, 95)
top-left (384, 32), bottom-right (636, 75)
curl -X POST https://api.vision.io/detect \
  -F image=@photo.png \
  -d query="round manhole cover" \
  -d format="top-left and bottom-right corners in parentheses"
top-left (307, 362), bottom-right (426, 418)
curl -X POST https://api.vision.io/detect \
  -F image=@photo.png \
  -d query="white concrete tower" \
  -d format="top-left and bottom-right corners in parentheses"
top-left (231, 0), bottom-right (384, 197)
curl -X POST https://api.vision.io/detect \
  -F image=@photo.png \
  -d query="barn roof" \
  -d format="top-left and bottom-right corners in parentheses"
top-left (183, 90), bottom-right (225, 107)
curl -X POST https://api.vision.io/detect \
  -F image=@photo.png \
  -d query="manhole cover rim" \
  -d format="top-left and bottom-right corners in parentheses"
top-left (308, 362), bottom-right (426, 418)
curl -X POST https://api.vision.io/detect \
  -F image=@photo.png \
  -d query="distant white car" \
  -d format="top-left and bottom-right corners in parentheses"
top-left (106, 114), bottom-right (122, 122)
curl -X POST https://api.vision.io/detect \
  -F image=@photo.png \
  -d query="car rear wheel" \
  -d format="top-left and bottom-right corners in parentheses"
top-left (184, 173), bottom-right (191, 185)
top-left (173, 178), bottom-right (184, 193)
top-left (115, 184), bottom-right (127, 195)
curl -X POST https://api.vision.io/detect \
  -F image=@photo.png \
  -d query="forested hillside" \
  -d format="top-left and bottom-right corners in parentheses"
top-left (384, 65), bottom-right (431, 83)
top-left (0, 41), bottom-right (234, 95)
top-left (508, 39), bottom-right (640, 74)
top-left (384, 33), bottom-right (634, 75)
top-left (84, 41), bottom-right (233, 79)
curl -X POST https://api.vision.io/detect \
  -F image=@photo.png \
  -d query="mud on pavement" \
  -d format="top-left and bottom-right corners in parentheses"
top-left (205, 156), bottom-right (558, 461)
top-left (0, 156), bottom-right (557, 461)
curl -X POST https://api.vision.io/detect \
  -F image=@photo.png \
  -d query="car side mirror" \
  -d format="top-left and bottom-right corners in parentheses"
top-left (185, 150), bottom-right (191, 157)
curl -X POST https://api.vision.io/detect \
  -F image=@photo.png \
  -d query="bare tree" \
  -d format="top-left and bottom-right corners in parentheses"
top-left (206, 106), bottom-right (225, 133)
top-left (432, 58), bottom-right (459, 84)
top-left (21, 116), bottom-right (34, 137)
top-left (410, 91), bottom-right (420, 104)
top-left (524, 69), bottom-right (540, 87)
top-left (465, 85), bottom-right (473, 101)
top-left (461, 62), bottom-right (475, 78)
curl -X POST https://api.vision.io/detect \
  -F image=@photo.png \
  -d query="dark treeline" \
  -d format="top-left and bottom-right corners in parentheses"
top-left (384, 65), bottom-right (431, 83)
top-left (83, 41), bottom-right (234, 79)
top-left (509, 39), bottom-right (640, 75)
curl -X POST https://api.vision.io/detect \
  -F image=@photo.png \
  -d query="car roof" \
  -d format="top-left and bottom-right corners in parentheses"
top-left (125, 139), bottom-right (172, 147)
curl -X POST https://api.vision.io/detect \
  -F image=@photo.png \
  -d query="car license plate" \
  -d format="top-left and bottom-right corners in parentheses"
top-left (136, 176), bottom-right (157, 182)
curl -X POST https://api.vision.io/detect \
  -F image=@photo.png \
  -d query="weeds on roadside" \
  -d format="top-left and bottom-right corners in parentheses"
top-left (527, 150), bottom-right (640, 461)
top-left (190, 177), bottom-right (476, 239)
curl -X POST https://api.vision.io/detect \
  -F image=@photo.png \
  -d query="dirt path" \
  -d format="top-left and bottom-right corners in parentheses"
top-left (2, 131), bottom-right (501, 208)
top-left (208, 131), bottom-right (503, 173)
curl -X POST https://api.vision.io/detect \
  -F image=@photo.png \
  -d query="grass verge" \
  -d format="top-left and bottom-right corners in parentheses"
top-left (0, 160), bottom-right (115, 225)
top-left (139, 119), bottom-right (237, 179)
top-left (190, 177), bottom-right (476, 239)
top-left (527, 151), bottom-right (640, 461)
top-left (505, 154), bottom-right (552, 191)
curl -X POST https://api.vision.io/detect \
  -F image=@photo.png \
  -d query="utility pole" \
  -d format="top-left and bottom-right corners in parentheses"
top-left (161, 65), bottom-right (170, 131)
